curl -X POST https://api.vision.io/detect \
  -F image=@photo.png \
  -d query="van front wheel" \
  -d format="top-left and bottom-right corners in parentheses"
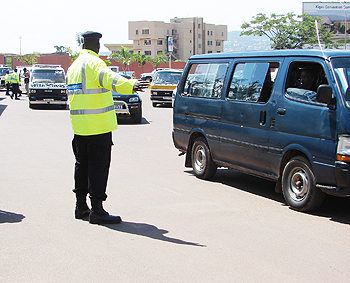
top-left (282, 156), bottom-right (325, 212)
top-left (191, 137), bottom-right (217, 180)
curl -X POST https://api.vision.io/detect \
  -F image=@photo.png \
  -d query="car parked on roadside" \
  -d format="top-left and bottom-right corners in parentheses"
top-left (140, 68), bottom-right (167, 82)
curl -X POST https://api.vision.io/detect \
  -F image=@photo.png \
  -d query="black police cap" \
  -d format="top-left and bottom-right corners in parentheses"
top-left (82, 31), bottom-right (102, 40)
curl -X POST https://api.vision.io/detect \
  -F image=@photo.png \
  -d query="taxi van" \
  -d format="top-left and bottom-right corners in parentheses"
top-left (150, 69), bottom-right (182, 107)
top-left (28, 64), bottom-right (67, 109)
top-left (173, 50), bottom-right (350, 212)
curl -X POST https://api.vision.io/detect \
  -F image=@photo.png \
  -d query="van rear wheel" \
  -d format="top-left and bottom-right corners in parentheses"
top-left (191, 137), bottom-right (217, 180)
top-left (282, 156), bottom-right (325, 212)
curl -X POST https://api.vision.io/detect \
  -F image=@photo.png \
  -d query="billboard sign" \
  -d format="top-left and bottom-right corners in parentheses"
top-left (167, 36), bottom-right (173, 53)
top-left (303, 2), bottom-right (350, 24)
top-left (4, 56), bottom-right (13, 69)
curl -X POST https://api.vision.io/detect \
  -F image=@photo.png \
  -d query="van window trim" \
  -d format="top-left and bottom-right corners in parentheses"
top-left (225, 59), bottom-right (281, 104)
top-left (179, 59), bottom-right (231, 100)
top-left (283, 59), bottom-right (331, 107)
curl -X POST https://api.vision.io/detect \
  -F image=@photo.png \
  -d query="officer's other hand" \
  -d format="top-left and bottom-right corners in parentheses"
top-left (133, 80), bottom-right (149, 92)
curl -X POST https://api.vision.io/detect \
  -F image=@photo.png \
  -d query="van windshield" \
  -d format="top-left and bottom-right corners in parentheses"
top-left (153, 71), bottom-right (181, 84)
top-left (331, 57), bottom-right (350, 107)
top-left (31, 69), bottom-right (66, 83)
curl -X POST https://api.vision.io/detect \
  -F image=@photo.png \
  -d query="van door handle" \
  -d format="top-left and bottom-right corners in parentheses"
top-left (260, 110), bottom-right (266, 126)
top-left (277, 108), bottom-right (286, 115)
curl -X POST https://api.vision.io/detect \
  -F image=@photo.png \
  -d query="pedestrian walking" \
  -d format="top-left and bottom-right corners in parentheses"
top-left (23, 67), bottom-right (30, 94)
top-left (66, 31), bottom-right (148, 224)
top-left (10, 69), bottom-right (20, 100)
top-left (4, 71), bottom-right (11, 96)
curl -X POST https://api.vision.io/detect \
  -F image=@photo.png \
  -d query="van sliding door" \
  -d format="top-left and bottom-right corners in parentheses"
top-left (219, 60), bottom-right (280, 178)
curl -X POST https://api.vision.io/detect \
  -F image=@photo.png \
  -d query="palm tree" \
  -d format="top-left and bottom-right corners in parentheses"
top-left (110, 46), bottom-right (135, 74)
top-left (152, 52), bottom-right (168, 69)
top-left (14, 53), bottom-right (41, 66)
top-left (134, 53), bottom-right (151, 73)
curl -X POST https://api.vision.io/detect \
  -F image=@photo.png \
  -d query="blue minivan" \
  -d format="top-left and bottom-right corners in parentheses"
top-left (172, 50), bottom-right (350, 211)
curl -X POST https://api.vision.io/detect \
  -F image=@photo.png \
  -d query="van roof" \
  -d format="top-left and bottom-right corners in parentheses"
top-left (190, 49), bottom-right (350, 60)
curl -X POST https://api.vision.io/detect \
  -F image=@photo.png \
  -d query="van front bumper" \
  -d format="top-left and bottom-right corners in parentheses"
top-left (318, 161), bottom-right (350, 197)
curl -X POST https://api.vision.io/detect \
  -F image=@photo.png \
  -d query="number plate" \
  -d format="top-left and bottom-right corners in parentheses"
top-left (115, 105), bottom-right (123, 109)
top-left (44, 99), bottom-right (54, 102)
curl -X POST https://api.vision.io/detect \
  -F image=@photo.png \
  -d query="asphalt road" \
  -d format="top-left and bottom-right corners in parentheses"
top-left (1, 89), bottom-right (350, 283)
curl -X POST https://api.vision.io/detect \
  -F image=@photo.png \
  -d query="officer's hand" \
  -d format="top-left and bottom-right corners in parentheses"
top-left (133, 80), bottom-right (149, 92)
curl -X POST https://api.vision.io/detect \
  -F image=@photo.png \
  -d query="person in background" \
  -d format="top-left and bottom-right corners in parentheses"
top-left (10, 69), bottom-right (20, 100)
top-left (67, 31), bottom-right (149, 224)
top-left (23, 67), bottom-right (30, 94)
top-left (4, 71), bottom-right (11, 96)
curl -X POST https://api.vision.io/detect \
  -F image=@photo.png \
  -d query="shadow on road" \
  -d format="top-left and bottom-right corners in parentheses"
top-left (0, 104), bottom-right (7, 116)
top-left (0, 210), bottom-right (25, 224)
top-left (117, 117), bottom-right (150, 125)
top-left (101, 221), bottom-right (205, 247)
top-left (186, 168), bottom-right (350, 225)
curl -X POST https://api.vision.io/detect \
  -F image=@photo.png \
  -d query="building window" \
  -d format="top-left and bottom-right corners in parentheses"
top-left (198, 34), bottom-right (201, 39)
top-left (145, 51), bottom-right (151, 55)
top-left (138, 40), bottom-right (140, 45)
top-left (208, 41), bottom-right (213, 46)
top-left (199, 44), bottom-right (201, 49)
top-left (216, 41), bottom-right (221, 46)
top-left (208, 31), bottom-right (213, 36)
top-left (157, 40), bottom-right (163, 45)
top-left (208, 51), bottom-right (213, 53)
top-left (190, 30), bottom-right (192, 33)
top-left (190, 40), bottom-right (192, 43)
top-left (142, 29), bottom-right (149, 35)
top-left (136, 29), bottom-right (138, 35)
top-left (198, 23), bottom-right (201, 28)
top-left (144, 40), bottom-right (151, 46)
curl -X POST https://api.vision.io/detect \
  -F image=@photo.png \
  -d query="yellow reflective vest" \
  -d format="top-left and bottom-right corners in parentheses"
top-left (4, 73), bottom-right (10, 84)
top-left (10, 72), bottom-right (19, 84)
top-left (67, 49), bottom-right (137, 136)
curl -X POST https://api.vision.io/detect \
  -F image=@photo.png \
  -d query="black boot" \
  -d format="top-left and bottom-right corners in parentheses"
top-left (89, 199), bottom-right (121, 224)
top-left (75, 194), bottom-right (90, 220)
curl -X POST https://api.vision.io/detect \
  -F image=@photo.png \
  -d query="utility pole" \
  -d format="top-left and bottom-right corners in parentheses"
top-left (19, 36), bottom-right (22, 55)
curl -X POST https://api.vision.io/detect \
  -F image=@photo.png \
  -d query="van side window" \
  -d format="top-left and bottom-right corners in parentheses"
top-left (183, 63), bottom-right (229, 98)
top-left (285, 62), bottom-right (329, 103)
top-left (227, 62), bottom-right (279, 103)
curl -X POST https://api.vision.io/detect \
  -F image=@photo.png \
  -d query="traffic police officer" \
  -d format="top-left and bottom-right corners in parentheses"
top-left (10, 69), bottom-right (20, 100)
top-left (67, 31), bottom-right (148, 224)
top-left (4, 70), bottom-right (10, 96)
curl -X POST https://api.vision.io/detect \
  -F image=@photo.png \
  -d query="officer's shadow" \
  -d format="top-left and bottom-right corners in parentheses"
top-left (101, 221), bottom-right (206, 247)
top-left (0, 210), bottom-right (25, 224)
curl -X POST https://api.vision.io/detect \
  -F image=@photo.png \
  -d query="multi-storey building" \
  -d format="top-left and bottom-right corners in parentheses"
top-left (105, 17), bottom-right (227, 61)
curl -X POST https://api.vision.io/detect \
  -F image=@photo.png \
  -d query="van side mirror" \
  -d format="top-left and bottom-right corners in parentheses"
top-left (317, 85), bottom-right (333, 105)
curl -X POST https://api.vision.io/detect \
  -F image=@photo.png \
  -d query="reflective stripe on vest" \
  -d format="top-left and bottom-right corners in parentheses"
top-left (68, 57), bottom-right (114, 116)
top-left (70, 105), bottom-right (115, 115)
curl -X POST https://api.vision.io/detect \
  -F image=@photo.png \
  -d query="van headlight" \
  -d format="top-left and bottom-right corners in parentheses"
top-left (337, 135), bottom-right (350, 162)
top-left (129, 96), bottom-right (139, 102)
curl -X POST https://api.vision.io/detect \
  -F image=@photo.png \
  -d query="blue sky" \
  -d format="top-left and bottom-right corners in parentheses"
top-left (2, 0), bottom-right (303, 55)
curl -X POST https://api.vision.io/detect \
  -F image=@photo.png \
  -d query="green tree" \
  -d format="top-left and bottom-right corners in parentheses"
top-left (54, 45), bottom-right (68, 55)
top-left (152, 52), bottom-right (168, 69)
top-left (134, 53), bottom-right (151, 73)
top-left (66, 47), bottom-right (80, 62)
top-left (110, 46), bottom-right (135, 74)
top-left (14, 53), bottom-right (41, 66)
top-left (241, 12), bottom-right (337, 49)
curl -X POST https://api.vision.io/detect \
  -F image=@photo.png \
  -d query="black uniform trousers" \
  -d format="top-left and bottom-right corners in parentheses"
top-left (11, 83), bottom-right (19, 99)
top-left (72, 132), bottom-right (113, 201)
